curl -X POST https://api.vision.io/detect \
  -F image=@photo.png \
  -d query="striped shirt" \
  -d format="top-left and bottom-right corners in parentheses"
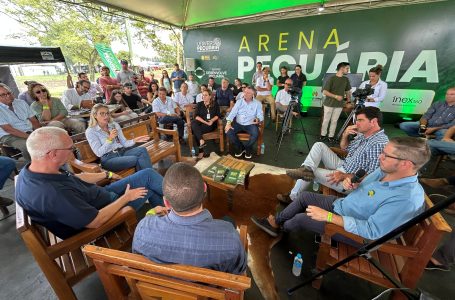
top-left (343, 129), bottom-right (389, 174)
top-left (422, 101), bottom-right (455, 129)
top-left (85, 122), bottom-right (135, 157)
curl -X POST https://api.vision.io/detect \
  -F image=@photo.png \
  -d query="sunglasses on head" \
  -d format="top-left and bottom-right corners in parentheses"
top-left (35, 89), bottom-right (47, 94)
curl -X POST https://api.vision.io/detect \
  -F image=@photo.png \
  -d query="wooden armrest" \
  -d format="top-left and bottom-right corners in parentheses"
top-left (239, 225), bottom-right (248, 253)
top-left (70, 158), bottom-right (101, 173)
top-left (323, 223), bottom-right (366, 245)
top-left (46, 206), bottom-right (137, 259)
top-left (156, 128), bottom-right (178, 137)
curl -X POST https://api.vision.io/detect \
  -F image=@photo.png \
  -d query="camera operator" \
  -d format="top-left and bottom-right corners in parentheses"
top-left (358, 65), bottom-right (387, 107)
top-left (276, 79), bottom-right (299, 117)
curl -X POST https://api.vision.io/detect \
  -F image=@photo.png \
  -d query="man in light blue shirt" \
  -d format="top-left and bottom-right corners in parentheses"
top-left (152, 87), bottom-right (185, 142)
top-left (225, 86), bottom-right (263, 159)
top-left (252, 137), bottom-right (431, 242)
top-left (0, 83), bottom-right (40, 161)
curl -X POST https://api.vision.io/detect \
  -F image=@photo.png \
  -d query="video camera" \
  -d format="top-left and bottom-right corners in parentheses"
top-left (352, 84), bottom-right (374, 102)
top-left (287, 86), bottom-right (301, 100)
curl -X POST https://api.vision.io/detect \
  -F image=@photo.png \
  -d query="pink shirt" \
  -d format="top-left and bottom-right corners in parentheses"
top-left (99, 76), bottom-right (120, 102)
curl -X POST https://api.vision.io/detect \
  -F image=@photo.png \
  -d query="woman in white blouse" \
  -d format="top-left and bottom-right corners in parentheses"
top-left (358, 64), bottom-right (388, 107)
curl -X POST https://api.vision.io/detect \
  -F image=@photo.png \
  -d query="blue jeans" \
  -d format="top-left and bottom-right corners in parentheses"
top-left (399, 121), bottom-right (447, 139)
top-left (104, 169), bottom-right (164, 211)
top-left (428, 139), bottom-right (455, 155)
top-left (159, 115), bottom-right (185, 138)
top-left (226, 123), bottom-right (259, 152)
top-left (101, 147), bottom-right (152, 172)
top-left (0, 156), bottom-right (16, 189)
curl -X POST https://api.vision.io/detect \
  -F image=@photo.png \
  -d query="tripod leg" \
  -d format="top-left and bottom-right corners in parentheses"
top-left (336, 109), bottom-right (356, 140)
top-left (274, 130), bottom-right (286, 161)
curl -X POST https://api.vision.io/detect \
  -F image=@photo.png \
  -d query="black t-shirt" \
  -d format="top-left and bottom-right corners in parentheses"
top-left (277, 75), bottom-right (290, 90)
top-left (15, 165), bottom-right (116, 239)
top-left (195, 101), bottom-right (221, 122)
top-left (122, 93), bottom-right (142, 109)
top-left (290, 73), bottom-right (307, 89)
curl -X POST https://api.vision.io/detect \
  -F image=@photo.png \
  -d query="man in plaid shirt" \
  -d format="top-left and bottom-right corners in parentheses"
top-left (278, 107), bottom-right (388, 205)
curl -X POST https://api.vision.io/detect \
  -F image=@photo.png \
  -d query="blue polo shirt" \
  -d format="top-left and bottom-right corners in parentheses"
top-left (333, 168), bottom-right (425, 240)
top-left (170, 69), bottom-right (187, 90)
top-left (133, 209), bottom-right (247, 275)
top-left (15, 165), bottom-right (116, 239)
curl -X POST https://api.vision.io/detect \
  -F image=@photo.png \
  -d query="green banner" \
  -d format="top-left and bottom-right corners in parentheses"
top-left (183, 1), bottom-right (455, 117)
top-left (95, 43), bottom-right (120, 78)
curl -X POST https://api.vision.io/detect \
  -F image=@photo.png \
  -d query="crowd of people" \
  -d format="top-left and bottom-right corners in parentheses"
top-left (1, 59), bottom-right (454, 283)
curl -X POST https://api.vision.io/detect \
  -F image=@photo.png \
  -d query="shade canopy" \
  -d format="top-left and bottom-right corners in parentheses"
top-left (0, 46), bottom-right (65, 65)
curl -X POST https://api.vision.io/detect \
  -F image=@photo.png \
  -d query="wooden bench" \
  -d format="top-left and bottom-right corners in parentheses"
top-left (83, 225), bottom-right (251, 300)
top-left (69, 114), bottom-right (181, 176)
top-left (16, 202), bottom-right (138, 300)
top-left (315, 186), bottom-right (452, 299)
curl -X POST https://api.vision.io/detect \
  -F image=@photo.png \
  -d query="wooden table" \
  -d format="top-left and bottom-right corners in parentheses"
top-left (201, 155), bottom-right (254, 210)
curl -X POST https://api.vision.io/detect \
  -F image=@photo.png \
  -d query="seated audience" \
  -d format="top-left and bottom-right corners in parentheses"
top-left (99, 66), bottom-right (122, 102)
top-left (0, 83), bottom-right (40, 161)
top-left (215, 78), bottom-right (235, 115)
top-left (149, 72), bottom-right (158, 86)
top-left (427, 125), bottom-right (455, 155)
top-left (29, 82), bottom-right (85, 134)
top-left (207, 77), bottom-right (219, 92)
top-left (186, 73), bottom-right (200, 101)
top-left (196, 84), bottom-right (208, 103)
top-left (400, 87), bottom-right (455, 139)
top-left (233, 78), bottom-right (243, 98)
top-left (18, 80), bottom-right (38, 105)
top-left (85, 104), bottom-right (151, 172)
top-left (122, 83), bottom-right (146, 111)
top-left (67, 72), bottom-right (104, 100)
top-left (173, 82), bottom-right (194, 114)
top-left (275, 78), bottom-right (299, 116)
top-left (191, 90), bottom-right (221, 159)
top-left (117, 60), bottom-right (138, 94)
top-left (152, 87), bottom-right (185, 143)
top-left (252, 137), bottom-right (430, 241)
top-left (279, 107), bottom-right (388, 204)
top-left (145, 82), bottom-right (159, 106)
top-left (277, 66), bottom-right (289, 91)
top-left (133, 162), bottom-right (247, 275)
top-left (255, 67), bottom-right (276, 121)
top-left (225, 86), bottom-right (264, 159)
top-left (160, 69), bottom-right (173, 96)
top-left (358, 65), bottom-right (388, 107)
top-left (61, 80), bottom-right (92, 110)
top-left (136, 69), bottom-right (151, 99)
top-left (108, 90), bottom-right (139, 122)
top-left (0, 156), bottom-right (15, 207)
top-left (16, 126), bottom-right (165, 239)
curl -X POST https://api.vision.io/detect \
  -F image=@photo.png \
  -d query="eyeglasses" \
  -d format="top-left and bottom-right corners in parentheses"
top-left (0, 92), bottom-right (12, 97)
top-left (97, 112), bottom-right (110, 116)
top-left (380, 151), bottom-right (416, 165)
top-left (34, 89), bottom-right (47, 94)
top-left (47, 145), bottom-right (76, 154)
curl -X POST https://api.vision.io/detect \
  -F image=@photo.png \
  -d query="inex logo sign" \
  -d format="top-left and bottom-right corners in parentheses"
top-left (197, 38), bottom-right (221, 52)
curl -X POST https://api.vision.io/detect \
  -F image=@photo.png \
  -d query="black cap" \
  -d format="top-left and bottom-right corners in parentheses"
top-left (123, 82), bottom-right (133, 88)
top-left (120, 59), bottom-right (128, 65)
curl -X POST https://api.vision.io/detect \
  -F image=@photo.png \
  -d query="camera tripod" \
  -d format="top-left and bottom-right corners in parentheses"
top-left (274, 99), bottom-right (310, 161)
top-left (335, 98), bottom-right (365, 140)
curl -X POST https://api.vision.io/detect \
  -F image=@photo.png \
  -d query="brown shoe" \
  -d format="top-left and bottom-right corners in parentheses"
top-left (286, 166), bottom-right (315, 181)
top-left (0, 197), bottom-right (13, 207)
top-left (420, 178), bottom-right (449, 188)
top-left (277, 194), bottom-right (292, 206)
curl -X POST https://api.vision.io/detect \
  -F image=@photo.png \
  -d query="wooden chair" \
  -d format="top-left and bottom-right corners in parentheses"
top-left (83, 225), bottom-right (251, 300)
top-left (315, 186), bottom-right (452, 299)
top-left (0, 143), bottom-right (22, 159)
top-left (16, 202), bottom-right (138, 300)
top-left (185, 105), bottom-right (224, 153)
top-left (226, 106), bottom-right (266, 155)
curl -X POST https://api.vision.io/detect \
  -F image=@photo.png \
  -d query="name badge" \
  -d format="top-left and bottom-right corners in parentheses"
top-left (206, 113), bottom-right (211, 120)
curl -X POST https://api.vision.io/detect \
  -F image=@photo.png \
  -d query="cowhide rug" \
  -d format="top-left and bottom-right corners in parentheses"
top-left (195, 153), bottom-right (294, 300)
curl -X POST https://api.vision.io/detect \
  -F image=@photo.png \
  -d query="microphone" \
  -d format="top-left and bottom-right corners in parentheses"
top-left (108, 123), bottom-right (120, 143)
top-left (342, 169), bottom-right (366, 192)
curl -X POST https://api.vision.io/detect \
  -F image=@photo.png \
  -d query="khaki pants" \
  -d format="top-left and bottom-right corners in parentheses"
top-left (276, 102), bottom-right (288, 113)
top-left (256, 94), bottom-right (276, 120)
top-left (321, 106), bottom-right (342, 138)
top-left (0, 134), bottom-right (30, 162)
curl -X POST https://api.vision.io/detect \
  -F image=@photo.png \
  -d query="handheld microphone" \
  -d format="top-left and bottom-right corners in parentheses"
top-left (342, 169), bottom-right (366, 192)
top-left (108, 123), bottom-right (120, 143)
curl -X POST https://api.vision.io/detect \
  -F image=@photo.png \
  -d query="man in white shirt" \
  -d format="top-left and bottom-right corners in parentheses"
top-left (61, 80), bottom-right (91, 110)
top-left (66, 72), bottom-right (103, 100)
top-left (275, 79), bottom-right (299, 116)
top-left (251, 62), bottom-right (263, 87)
top-left (173, 83), bottom-right (194, 112)
top-left (186, 74), bottom-right (200, 101)
top-left (256, 67), bottom-right (276, 121)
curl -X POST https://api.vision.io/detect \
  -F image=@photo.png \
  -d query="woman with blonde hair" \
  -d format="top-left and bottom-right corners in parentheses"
top-left (109, 90), bottom-right (139, 122)
top-left (85, 104), bottom-right (152, 172)
top-left (29, 82), bottom-right (85, 134)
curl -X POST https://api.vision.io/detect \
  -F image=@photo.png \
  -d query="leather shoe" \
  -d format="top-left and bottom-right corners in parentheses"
top-left (0, 197), bottom-right (13, 207)
top-left (286, 166), bottom-right (315, 181)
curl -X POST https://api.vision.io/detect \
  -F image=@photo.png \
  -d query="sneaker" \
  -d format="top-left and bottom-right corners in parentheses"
top-left (245, 150), bottom-right (252, 159)
top-left (286, 166), bottom-right (315, 181)
top-left (425, 261), bottom-right (450, 272)
top-left (277, 194), bottom-right (292, 206)
top-left (235, 149), bottom-right (245, 158)
top-left (251, 216), bottom-right (279, 237)
top-left (319, 135), bottom-right (327, 141)
top-left (0, 197), bottom-right (13, 207)
top-left (179, 138), bottom-right (186, 145)
top-left (328, 137), bottom-right (335, 143)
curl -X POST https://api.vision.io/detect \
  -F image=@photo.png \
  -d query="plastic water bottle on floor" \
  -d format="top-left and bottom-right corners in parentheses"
top-left (191, 147), bottom-right (196, 157)
top-left (261, 143), bottom-right (265, 154)
top-left (292, 253), bottom-right (303, 276)
top-left (312, 180), bottom-right (320, 192)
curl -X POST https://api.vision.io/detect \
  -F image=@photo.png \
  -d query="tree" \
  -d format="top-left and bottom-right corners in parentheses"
top-left (1, 0), bottom-right (125, 80)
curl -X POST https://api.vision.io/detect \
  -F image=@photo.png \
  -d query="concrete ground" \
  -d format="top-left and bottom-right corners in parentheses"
top-left (1, 114), bottom-right (454, 299)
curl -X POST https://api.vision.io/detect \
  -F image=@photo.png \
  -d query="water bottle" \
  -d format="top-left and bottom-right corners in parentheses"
top-left (260, 143), bottom-right (265, 154)
top-left (191, 147), bottom-right (196, 157)
top-left (292, 253), bottom-right (303, 276)
top-left (312, 180), bottom-right (320, 192)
